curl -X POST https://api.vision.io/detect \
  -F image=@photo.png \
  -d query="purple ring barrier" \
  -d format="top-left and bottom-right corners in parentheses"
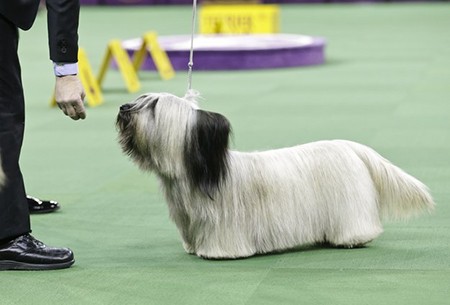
top-left (119, 34), bottom-right (326, 70)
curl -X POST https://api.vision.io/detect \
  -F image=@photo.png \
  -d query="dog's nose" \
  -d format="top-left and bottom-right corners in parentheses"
top-left (120, 104), bottom-right (131, 112)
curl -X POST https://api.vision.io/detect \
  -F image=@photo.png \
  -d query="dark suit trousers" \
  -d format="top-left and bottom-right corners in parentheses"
top-left (0, 15), bottom-right (31, 241)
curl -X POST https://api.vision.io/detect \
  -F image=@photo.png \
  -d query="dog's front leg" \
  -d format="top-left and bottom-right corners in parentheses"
top-left (181, 240), bottom-right (195, 255)
top-left (169, 208), bottom-right (196, 255)
top-left (174, 225), bottom-right (196, 255)
top-left (174, 221), bottom-right (196, 254)
top-left (193, 225), bottom-right (257, 260)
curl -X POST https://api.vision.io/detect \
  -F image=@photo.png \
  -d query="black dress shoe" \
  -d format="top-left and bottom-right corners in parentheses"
top-left (0, 234), bottom-right (74, 270)
top-left (27, 195), bottom-right (60, 214)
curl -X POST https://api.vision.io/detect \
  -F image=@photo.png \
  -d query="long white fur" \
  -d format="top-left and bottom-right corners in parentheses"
top-left (117, 92), bottom-right (435, 259)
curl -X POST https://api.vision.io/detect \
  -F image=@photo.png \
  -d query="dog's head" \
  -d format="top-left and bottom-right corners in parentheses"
top-left (116, 91), bottom-right (231, 198)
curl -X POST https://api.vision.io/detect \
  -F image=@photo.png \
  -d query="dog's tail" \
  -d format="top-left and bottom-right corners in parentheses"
top-left (339, 140), bottom-right (435, 221)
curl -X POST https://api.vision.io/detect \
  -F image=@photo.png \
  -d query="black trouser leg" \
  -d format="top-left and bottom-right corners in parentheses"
top-left (0, 15), bottom-right (31, 241)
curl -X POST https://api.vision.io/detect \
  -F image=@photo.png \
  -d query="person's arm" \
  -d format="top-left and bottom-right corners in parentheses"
top-left (46, 0), bottom-right (79, 63)
top-left (46, 0), bottom-right (86, 120)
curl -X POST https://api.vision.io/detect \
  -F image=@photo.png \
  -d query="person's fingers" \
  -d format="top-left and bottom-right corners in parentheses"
top-left (57, 103), bottom-right (69, 116)
top-left (57, 99), bottom-right (86, 120)
top-left (64, 103), bottom-right (77, 120)
top-left (54, 75), bottom-right (87, 120)
top-left (73, 100), bottom-right (86, 120)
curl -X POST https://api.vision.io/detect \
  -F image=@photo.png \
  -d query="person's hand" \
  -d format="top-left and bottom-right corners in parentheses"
top-left (54, 75), bottom-right (86, 120)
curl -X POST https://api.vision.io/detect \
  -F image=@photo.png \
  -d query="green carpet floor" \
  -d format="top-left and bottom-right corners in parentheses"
top-left (2, 3), bottom-right (449, 304)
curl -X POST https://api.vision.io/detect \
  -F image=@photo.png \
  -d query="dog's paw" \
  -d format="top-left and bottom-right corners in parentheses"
top-left (196, 250), bottom-right (255, 260)
top-left (182, 242), bottom-right (196, 255)
top-left (329, 235), bottom-right (377, 249)
top-left (197, 254), bottom-right (242, 260)
top-left (334, 242), bottom-right (370, 249)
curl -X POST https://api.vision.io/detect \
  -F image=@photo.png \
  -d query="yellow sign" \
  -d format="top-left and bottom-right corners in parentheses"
top-left (199, 4), bottom-right (280, 34)
top-left (133, 32), bottom-right (175, 80)
top-left (98, 39), bottom-right (141, 93)
top-left (50, 48), bottom-right (103, 107)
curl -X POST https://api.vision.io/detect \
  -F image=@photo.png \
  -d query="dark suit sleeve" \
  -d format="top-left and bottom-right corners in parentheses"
top-left (46, 0), bottom-right (80, 63)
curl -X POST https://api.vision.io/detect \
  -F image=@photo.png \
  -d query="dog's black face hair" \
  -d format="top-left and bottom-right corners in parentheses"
top-left (184, 110), bottom-right (231, 199)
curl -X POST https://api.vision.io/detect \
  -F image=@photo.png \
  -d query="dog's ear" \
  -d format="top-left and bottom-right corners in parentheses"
top-left (185, 110), bottom-right (231, 199)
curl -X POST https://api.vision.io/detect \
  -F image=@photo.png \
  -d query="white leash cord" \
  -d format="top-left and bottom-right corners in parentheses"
top-left (187, 0), bottom-right (197, 91)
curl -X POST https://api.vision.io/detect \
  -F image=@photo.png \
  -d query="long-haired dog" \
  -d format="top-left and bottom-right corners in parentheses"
top-left (116, 91), bottom-right (434, 259)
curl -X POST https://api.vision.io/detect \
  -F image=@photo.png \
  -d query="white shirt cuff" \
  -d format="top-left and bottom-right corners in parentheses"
top-left (53, 62), bottom-right (79, 77)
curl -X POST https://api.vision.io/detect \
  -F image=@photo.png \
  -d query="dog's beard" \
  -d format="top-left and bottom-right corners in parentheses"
top-left (116, 95), bottom-right (161, 168)
top-left (116, 107), bottom-right (154, 171)
top-left (116, 110), bottom-right (138, 156)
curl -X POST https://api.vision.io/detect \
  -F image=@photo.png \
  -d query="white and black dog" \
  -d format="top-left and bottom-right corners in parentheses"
top-left (116, 91), bottom-right (434, 259)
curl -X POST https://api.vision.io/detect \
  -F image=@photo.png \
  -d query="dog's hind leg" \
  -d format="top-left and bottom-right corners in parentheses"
top-left (327, 221), bottom-right (383, 249)
top-left (325, 196), bottom-right (383, 249)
